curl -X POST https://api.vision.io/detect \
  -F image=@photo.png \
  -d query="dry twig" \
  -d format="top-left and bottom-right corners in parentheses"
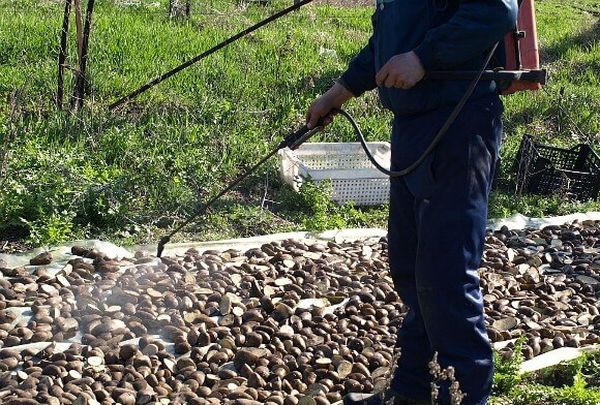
top-left (429, 352), bottom-right (466, 405)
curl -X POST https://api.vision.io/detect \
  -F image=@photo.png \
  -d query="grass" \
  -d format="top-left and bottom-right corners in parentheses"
top-left (491, 347), bottom-right (600, 405)
top-left (0, 0), bottom-right (598, 247)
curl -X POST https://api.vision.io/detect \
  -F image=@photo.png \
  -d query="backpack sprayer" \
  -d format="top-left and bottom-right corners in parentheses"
top-left (107, 0), bottom-right (545, 256)
top-left (427, 0), bottom-right (545, 94)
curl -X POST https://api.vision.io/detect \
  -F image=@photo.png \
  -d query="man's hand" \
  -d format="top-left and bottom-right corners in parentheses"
top-left (375, 51), bottom-right (425, 89)
top-left (306, 82), bottom-right (353, 129)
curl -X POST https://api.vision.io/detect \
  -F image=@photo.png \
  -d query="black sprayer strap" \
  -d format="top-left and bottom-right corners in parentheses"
top-left (109, 0), bottom-right (316, 111)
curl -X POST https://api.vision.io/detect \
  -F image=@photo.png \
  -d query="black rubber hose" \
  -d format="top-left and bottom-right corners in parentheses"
top-left (109, 0), bottom-right (316, 111)
top-left (342, 43), bottom-right (498, 177)
top-left (155, 43), bottom-right (499, 256)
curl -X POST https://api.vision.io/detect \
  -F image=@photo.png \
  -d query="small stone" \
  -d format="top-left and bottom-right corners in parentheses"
top-left (120, 344), bottom-right (137, 360)
top-left (234, 348), bottom-right (267, 371)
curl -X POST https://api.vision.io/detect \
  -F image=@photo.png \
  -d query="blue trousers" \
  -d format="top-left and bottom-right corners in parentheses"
top-left (388, 94), bottom-right (503, 405)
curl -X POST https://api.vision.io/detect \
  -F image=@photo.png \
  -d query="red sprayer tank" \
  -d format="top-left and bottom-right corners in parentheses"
top-left (501, 0), bottom-right (542, 94)
top-left (427, 0), bottom-right (546, 93)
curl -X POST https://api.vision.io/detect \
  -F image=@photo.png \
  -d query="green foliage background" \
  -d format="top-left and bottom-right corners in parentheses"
top-left (0, 0), bottom-right (598, 246)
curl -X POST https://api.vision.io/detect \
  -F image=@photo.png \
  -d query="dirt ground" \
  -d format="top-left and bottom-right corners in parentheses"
top-left (0, 240), bottom-right (31, 254)
top-left (0, 227), bottom-right (32, 254)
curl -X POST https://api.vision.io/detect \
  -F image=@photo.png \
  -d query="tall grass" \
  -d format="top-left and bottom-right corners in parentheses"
top-left (0, 0), bottom-right (598, 245)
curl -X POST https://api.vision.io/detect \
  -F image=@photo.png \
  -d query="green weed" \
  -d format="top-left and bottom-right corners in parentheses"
top-left (277, 180), bottom-right (388, 231)
top-left (489, 192), bottom-right (600, 219)
top-left (491, 349), bottom-right (600, 405)
top-left (505, 375), bottom-right (600, 405)
top-left (493, 337), bottom-right (526, 395)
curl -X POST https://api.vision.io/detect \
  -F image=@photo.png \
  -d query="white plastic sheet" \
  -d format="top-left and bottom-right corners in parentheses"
top-left (3, 212), bottom-right (600, 267)
top-left (489, 211), bottom-right (600, 231)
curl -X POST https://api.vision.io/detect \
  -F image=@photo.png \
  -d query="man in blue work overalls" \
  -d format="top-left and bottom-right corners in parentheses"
top-left (306, 1), bottom-right (518, 404)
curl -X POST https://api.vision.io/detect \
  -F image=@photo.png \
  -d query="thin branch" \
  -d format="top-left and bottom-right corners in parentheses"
top-left (260, 171), bottom-right (269, 209)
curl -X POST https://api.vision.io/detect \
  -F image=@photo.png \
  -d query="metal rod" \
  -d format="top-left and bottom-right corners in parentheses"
top-left (427, 69), bottom-right (547, 84)
top-left (156, 147), bottom-right (279, 257)
top-left (155, 120), bottom-right (324, 256)
top-left (109, 0), bottom-right (316, 111)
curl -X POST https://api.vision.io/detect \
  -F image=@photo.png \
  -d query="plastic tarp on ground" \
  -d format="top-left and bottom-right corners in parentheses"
top-left (4, 211), bottom-right (600, 268)
top-left (489, 211), bottom-right (600, 231)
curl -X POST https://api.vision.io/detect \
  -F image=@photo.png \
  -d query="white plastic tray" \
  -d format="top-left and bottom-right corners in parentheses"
top-left (279, 142), bottom-right (391, 206)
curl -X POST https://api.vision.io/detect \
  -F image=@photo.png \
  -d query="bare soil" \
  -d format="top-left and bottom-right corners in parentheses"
top-left (0, 227), bottom-right (32, 254)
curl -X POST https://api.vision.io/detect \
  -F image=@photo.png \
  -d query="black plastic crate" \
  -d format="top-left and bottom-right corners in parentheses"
top-left (514, 135), bottom-right (600, 200)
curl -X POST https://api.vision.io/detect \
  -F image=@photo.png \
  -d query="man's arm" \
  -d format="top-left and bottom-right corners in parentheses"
top-left (305, 82), bottom-right (353, 129)
top-left (413, 0), bottom-right (519, 71)
top-left (377, 0), bottom-right (518, 89)
top-left (338, 32), bottom-right (378, 97)
top-left (305, 14), bottom-right (378, 128)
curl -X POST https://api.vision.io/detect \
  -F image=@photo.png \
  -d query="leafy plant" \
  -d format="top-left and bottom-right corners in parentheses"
top-left (281, 180), bottom-right (346, 231)
top-left (492, 337), bottom-right (525, 395)
top-left (20, 212), bottom-right (75, 246)
top-left (506, 374), bottom-right (600, 405)
top-left (491, 349), bottom-right (600, 404)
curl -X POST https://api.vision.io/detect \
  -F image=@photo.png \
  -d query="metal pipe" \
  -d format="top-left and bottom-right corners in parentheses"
top-left (427, 69), bottom-right (547, 84)
top-left (156, 123), bottom-right (324, 257)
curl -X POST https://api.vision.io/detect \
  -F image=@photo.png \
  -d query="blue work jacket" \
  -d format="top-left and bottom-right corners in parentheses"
top-left (339, 0), bottom-right (518, 116)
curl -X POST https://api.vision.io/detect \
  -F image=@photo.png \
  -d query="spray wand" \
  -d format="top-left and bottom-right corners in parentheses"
top-left (155, 43), bottom-right (501, 256)
top-left (156, 123), bottom-right (323, 257)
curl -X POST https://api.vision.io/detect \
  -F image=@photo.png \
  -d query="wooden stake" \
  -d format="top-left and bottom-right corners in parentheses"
top-left (57, 0), bottom-right (72, 110)
top-left (69, 0), bottom-right (84, 110)
top-left (73, 0), bottom-right (96, 111)
top-left (73, 0), bottom-right (84, 59)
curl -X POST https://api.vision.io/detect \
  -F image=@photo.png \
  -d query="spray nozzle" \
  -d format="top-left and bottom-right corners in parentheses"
top-left (156, 235), bottom-right (171, 258)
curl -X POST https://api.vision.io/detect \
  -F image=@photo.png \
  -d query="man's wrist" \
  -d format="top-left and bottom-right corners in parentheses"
top-left (327, 82), bottom-right (354, 105)
top-left (412, 45), bottom-right (434, 71)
